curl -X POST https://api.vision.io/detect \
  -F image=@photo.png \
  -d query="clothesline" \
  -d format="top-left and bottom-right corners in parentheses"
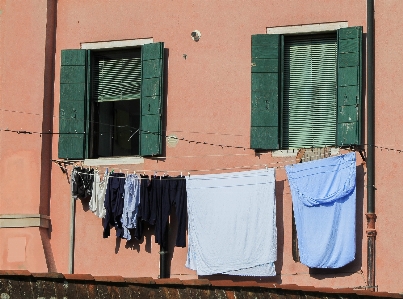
top-left (75, 170), bottom-right (187, 180)
top-left (72, 165), bottom-right (187, 247)
top-left (72, 153), bottom-right (360, 275)
top-left (58, 149), bottom-right (360, 176)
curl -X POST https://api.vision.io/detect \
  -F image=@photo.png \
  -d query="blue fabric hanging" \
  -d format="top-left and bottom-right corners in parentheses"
top-left (285, 152), bottom-right (356, 268)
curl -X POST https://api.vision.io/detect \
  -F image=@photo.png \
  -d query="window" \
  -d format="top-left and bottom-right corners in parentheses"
top-left (250, 26), bottom-right (362, 150)
top-left (92, 49), bottom-right (141, 157)
top-left (58, 42), bottom-right (164, 160)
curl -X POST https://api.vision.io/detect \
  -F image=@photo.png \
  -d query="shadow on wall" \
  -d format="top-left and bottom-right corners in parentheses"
top-left (79, 196), bottom-right (156, 255)
top-left (274, 179), bottom-right (285, 281)
top-left (40, 227), bottom-right (57, 272)
top-left (123, 224), bottom-right (154, 254)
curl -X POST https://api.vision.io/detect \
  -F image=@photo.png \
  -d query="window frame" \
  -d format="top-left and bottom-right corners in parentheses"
top-left (89, 47), bottom-right (142, 158)
top-left (58, 38), bottom-right (165, 161)
top-left (282, 32), bottom-right (338, 149)
top-left (250, 23), bottom-right (362, 151)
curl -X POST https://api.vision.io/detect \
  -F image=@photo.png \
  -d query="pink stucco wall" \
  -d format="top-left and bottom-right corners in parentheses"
top-left (1, 0), bottom-right (403, 294)
top-left (371, 0), bottom-right (403, 292)
top-left (0, 0), bottom-right (52, 273)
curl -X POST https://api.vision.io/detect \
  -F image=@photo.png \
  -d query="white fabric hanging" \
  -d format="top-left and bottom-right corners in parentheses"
top-left (186, 169), bottom-right (277, 276)
top-left (89, 169), bottom-right (108, 218)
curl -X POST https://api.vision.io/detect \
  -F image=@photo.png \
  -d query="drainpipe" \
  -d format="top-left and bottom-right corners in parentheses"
top-left (366, 0), bottom-right (376, 291)
top-left (68, 196), bottom-right (76, 274)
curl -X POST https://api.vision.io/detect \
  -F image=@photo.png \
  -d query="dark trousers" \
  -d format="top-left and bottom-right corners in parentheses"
top-left (103, 173), bottom-right (126, 238)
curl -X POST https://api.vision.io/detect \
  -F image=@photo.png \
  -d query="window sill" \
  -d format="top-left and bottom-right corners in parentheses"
top-left (271, 150), bottom-right (299, 157)
top-left (272, 148), bottom-right (340, 158)
top-left (84, 157), bottom-right (144, 166)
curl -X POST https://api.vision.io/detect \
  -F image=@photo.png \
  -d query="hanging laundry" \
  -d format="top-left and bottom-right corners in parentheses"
top-left (132, 175), bottom-right (187, 247)
top-left (103, 173), bottom-right (126, 238)
top-left (154, 176), bottom-right (187, 248)
top-left (186, 169), bottom-right (277, 276)
top-left (89, 169), bottom-right (108, 218)
top-left (71, 167), bottom-right (94, 199)
top-left (285, 152), bottom-right (356, 268)
top-left (133, 174), bottom-right (151, 240)
top-left (121, 174), bottom-right (140, 240)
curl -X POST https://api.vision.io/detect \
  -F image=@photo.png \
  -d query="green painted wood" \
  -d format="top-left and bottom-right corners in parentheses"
top-left (142, 95), bottom-right (161, 115)
top-left (251, 127), bottom-right (279, 149)
top-left (142, 77), bottom-right (161, 97)
top-left (59, 49), bottom-right (88, 159)
top-left (140, 42), bottom-right (164, 156)
top-left (85, 50), bottom-right (92, 159)
top-left (61, 50), bottom-right (86, 66)
top-left (60, 66), bottom-right (86, 84)
top-left (250, 34), bottom-right (280, 150)
top-left (283, 34), bottom-right (337, 149)
top-left (337, 26), bottom-right (362, 146)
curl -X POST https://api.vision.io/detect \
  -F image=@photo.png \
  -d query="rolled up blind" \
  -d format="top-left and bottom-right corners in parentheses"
top-left (93, 49), bottom-right (141, 102)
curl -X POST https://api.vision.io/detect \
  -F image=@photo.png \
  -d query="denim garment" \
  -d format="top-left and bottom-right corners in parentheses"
top-left (121, 174), bottom-right (140, 240)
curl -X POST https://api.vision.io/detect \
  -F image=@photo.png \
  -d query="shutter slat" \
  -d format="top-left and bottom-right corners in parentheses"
top-left (140, 42), bottom-right (164, 156)
top-left (337, 26), bottom-right (362, 146)
top-left (59, 49), bottom-right (89, 159)
top-left (250, 34), bottom-right (280, 150)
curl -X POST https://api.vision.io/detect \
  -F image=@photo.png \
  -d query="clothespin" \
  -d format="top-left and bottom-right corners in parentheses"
top-left (188, 172), bottom-right (190, 178)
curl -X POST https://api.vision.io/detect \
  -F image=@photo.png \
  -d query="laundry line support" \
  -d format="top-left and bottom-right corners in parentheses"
top-left (159, 222), bottom-right (169, 278)
top-left (68, 195), bottom-right (76, 274)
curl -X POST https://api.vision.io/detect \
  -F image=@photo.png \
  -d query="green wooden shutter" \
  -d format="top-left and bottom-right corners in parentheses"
top-left (251, 34), bottom-right (280, 149)
top-left (140, 42), bottom-right (164, 156)
top-left (59, 49), bottom-right (89, 159)
top-left (283, 34), bottom-right (337, 149)
top-left (337, 26), bottom-right (362, 146)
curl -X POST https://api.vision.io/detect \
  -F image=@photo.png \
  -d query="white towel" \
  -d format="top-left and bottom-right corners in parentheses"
top-left (186, 169), bottom-right (277, 276)
top-left (89, 170), bottom-right (108, 218)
